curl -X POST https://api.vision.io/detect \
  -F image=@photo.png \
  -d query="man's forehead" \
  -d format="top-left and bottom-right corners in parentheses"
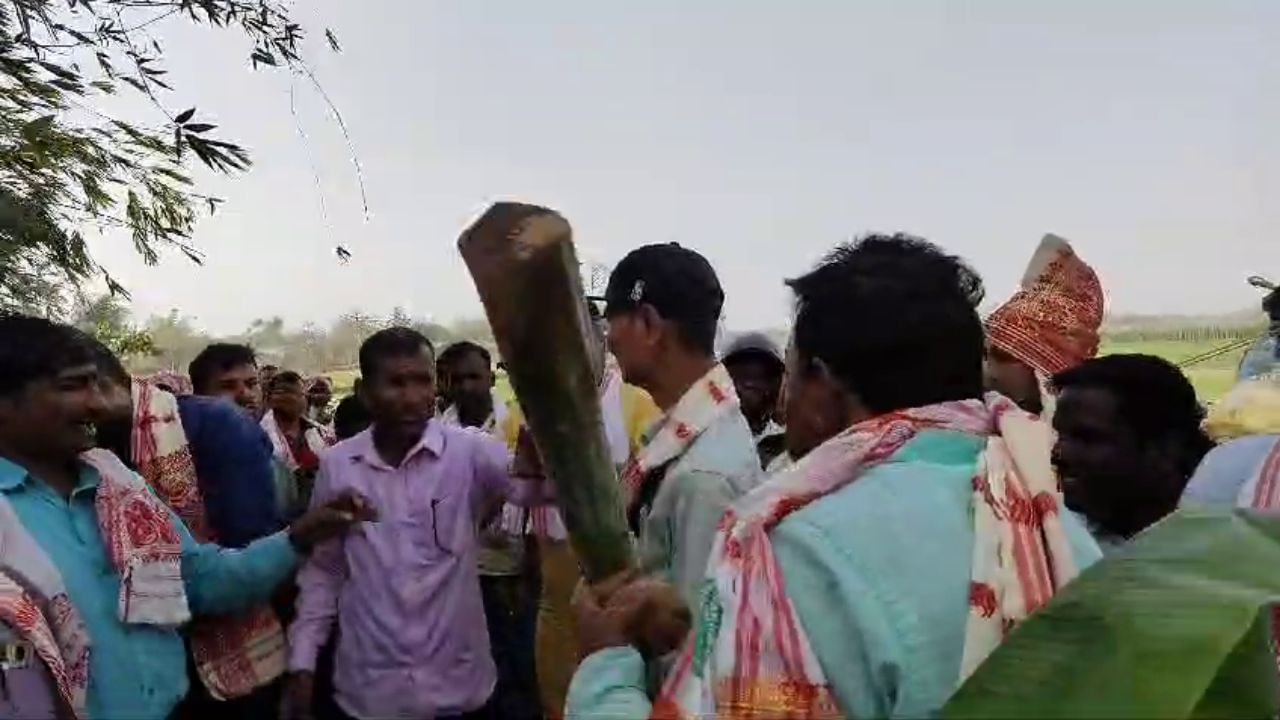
top-left (55, 363), bottom-right (98, 380)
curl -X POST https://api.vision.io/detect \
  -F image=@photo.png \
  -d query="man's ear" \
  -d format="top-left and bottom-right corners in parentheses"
top-left (637, 304), bottom-right (664, 347)
top-left (809, 357), bottom-right (870, 426)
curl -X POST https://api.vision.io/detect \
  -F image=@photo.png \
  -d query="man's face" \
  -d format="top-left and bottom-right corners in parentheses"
top-left (1052, 385), bottom-right (1176, 538)
top-left (95, 376), bottom-right (133, 424)
top-left (451, 352), bottom-right (494, 421)
top-left (209, 363), bottom-right (261, 413)
top-left (307, 382), bottom-right (333, 410)
top-left (0, 364), bottom-right (107, 461)
top-left (781, 347), bottom-right (841, 461)
top-left (725, 354), bottom-right (782, 424)
top-left (984, 343), bottom-right (1042, 415)
top-left (269, 380), bottom-right (308, 420)
top-left (435, 358), bottom-right (453, 407)
top-left (361, 348), bottom-right (436, 444)
top-left (606, 308), bottom-right (660, 389)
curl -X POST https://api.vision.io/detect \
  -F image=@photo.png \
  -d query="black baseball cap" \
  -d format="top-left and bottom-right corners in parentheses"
top-left (603, 243), bottom-right (725, 323)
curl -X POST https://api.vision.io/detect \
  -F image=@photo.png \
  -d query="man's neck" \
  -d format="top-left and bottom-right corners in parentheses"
top-left (458, 400), bottom-right (494, 429)
top-left (0, 446), bottom-right (79, 498)
top-left (276, 413), bottom-right (303, 434)
top-left (745, 413), bottom-right (769, 436)
top-left (645, 353), bottom-right (717, 411)
top-left (371, 425), bottom-right (418, 468)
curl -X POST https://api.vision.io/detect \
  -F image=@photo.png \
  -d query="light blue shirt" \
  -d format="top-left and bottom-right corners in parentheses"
top-left (568, 430), bottom-right (1102, 719)
top-left (0, 455), bottom-right (299, 720)
top-left (635, 407), bottom-right (761, 611)
top-left (1182, 434), bottom-right (1280, 509)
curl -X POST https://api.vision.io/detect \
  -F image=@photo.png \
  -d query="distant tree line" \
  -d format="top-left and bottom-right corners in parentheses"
top-left (70, 293), bottom-right (495, 376)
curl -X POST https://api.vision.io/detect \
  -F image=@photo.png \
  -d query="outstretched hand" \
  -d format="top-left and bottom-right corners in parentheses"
top-left (288, 489), bottom-right (377, 552)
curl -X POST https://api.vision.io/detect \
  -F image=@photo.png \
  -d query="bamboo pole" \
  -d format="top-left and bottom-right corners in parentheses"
top-left (458, 202), bottom-right (634, 581)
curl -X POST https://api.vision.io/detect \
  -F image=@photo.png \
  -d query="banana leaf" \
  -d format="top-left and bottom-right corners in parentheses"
top-left (944, 508), bottom-right (1280, 719)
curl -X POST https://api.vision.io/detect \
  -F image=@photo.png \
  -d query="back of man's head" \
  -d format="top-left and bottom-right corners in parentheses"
top-left (787, 234), bottom-right (986, 415)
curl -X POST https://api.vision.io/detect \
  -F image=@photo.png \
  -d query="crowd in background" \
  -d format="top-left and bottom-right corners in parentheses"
top-left (0, 229), bottom-right (1276, 720)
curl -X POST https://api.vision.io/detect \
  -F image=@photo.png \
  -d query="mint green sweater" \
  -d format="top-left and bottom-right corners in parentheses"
top-left (568, 430), bottom-right (1102, 718)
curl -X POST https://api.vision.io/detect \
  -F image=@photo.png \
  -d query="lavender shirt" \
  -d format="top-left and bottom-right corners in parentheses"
top-left (288, 420), bottom-right (515, 719)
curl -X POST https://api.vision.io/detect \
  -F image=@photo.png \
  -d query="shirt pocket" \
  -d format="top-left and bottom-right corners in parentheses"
top-left (406, 489), bottom-right (468, 561)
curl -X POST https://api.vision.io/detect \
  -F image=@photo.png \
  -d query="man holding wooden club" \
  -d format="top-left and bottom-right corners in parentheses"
top-left (598, 243), bottom-right (763, 611)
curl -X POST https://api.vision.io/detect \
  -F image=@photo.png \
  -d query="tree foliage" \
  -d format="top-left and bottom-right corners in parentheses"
top-left (72, 291), bottom-right (155, 357)
top-left (124, 306), bottom-right (495, 377)
top-left (0, 0), bottom-right (336, 311)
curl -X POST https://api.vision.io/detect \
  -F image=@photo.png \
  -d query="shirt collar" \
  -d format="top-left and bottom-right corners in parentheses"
top-left (351, 418), bottom-right (446, 470)
top-left (0, 455), bottom-right (100, 495)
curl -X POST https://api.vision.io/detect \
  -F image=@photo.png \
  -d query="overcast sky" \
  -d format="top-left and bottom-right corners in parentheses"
top-left (90, 1), bottom-right (1279, 335)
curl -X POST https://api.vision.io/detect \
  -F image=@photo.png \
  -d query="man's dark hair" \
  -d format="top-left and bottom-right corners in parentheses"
top-left (85, 336), bottom-right (130, 386)
top-left (786, 234), bottom-right (986, 414)
top-left (189, 343), bottom-right (257, 394)
top-left (0, 314), bottom-right (97, 398)
top-left (359, 327), bottom-right (435, 382)
top-left (1054, 354), bottom-right (1214, 478)
top-left (439, 340), bottom-right (492, 369)
top-left (333, 394), bottom-right (372, 441)
top-left (268, 370), bottom-right (304, 393)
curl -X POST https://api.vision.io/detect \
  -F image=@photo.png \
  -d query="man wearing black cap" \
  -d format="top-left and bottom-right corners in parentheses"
top-left (722, 332), bottom-right (787, 469)
top-left (602, 243), bottom-right (761, 610)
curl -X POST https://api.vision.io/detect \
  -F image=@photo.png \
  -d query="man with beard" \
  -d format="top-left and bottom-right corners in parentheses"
top-left (286, 328), bottom-right (523, 720)
top-left (721, 332), bottom-right (787, 469)
top-left (1052, 354), bottom-right (1215, 552)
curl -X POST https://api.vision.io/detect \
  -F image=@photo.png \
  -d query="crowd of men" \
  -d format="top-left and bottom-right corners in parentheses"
top-left (0, 230), bottom-right (1277, 720)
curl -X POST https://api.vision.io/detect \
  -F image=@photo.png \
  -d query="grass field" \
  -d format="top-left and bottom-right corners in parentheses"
top-left (325, 337), bottom-right (1251, 406)
top-left (1100, 338), bottom-right (1246, 402)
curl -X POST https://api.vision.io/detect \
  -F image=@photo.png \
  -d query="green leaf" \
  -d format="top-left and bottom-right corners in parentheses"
top-left (22, 115), bottom-right (56, 140)
top-left (944, 509), bottom-right (1280, 719)
top-left (175, 107), bottom-right (196, 124)
top-left (250, 48), bottom-right (277, 67)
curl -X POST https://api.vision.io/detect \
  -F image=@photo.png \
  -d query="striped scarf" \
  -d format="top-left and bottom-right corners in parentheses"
top-left (620, 364), bottom-right (739, 515)
top-left (1236, 436), bottom-right (1280, 677)
top-left (0, 446), bottom-right (190, 719)
top-left (131, 383), bottom-right (286, 700)
top-left (655, 395), bottom-right (1079, 719)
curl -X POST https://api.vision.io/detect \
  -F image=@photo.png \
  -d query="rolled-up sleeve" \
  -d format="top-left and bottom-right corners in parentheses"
top-left (287, 462), bottom-right (346, 672)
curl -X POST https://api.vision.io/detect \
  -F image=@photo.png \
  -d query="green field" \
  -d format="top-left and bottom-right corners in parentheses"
top-left (1100, 338), bottom-right (1247, 402)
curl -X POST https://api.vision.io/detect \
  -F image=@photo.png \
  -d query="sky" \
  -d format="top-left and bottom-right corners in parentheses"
top-left (89, 1), bottom-right (1280, 335)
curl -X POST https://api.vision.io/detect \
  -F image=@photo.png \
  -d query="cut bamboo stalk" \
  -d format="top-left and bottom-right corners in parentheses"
top-left (458, 202), bottom-right (635, 581)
